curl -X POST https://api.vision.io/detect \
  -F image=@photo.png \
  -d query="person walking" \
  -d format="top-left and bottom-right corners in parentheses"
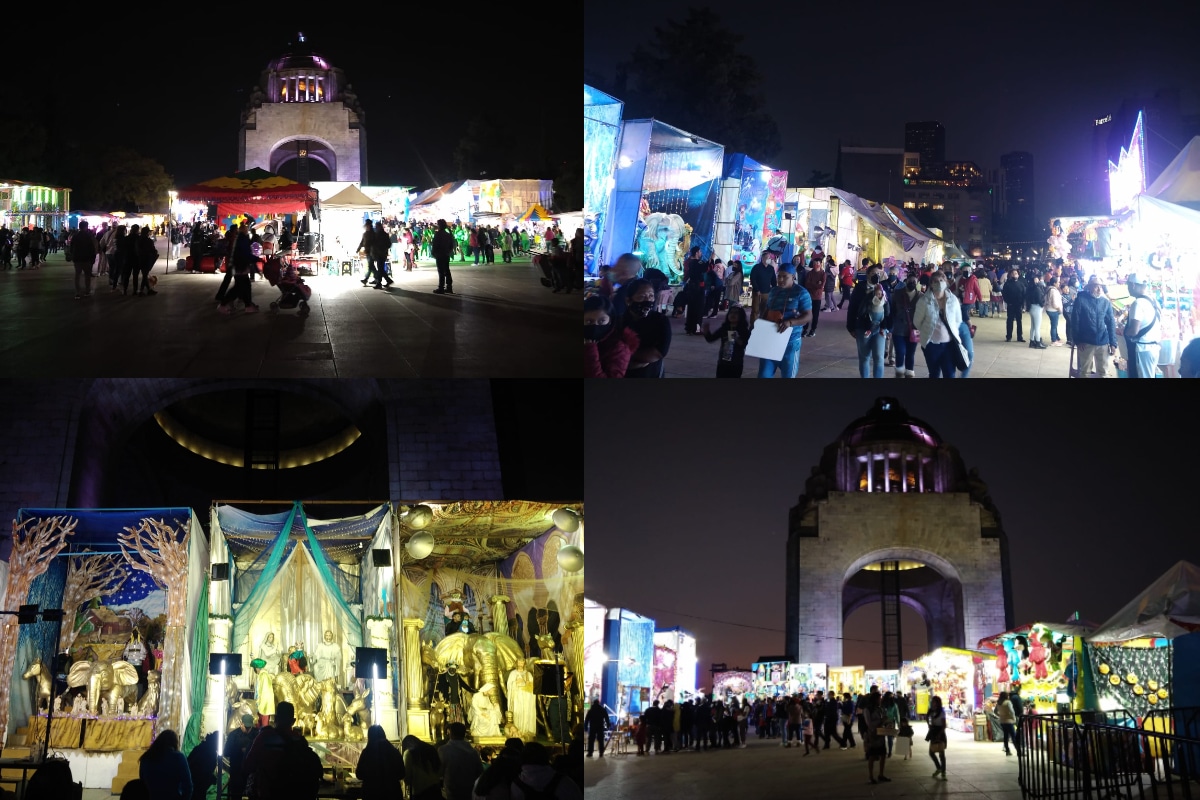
top-left (839, 693), bottom-right (857, 749)
top-left (1026, 271), bottom-right (1048, 349)
top-left (71, 220), bottom-right (98, 300)
top-left (803, 257), bottom-right (826, 337)
top-left (891, 273), bottom-right (921, 378)
top-left (585, 700), bottom-right (609, 757)
top-left (756, 260), bottom-right (813, 378)
top-left (837, 261), bottom-right (855, 309)
top-left (357, 221), bottom-right (381, 287)
top-left (1044, 276), bottom-right (1064, 345)
top-left (134, 226), bottom-right (159, 295)
top-left (863, 693), bottom-right (891, 785)
top-left (1002, 268), bottom-right (1026, 342)
top-left (431, 219), bottom-right (456, 294)
top-left (996, 691), bottom-right (1018, 756)
top-left (371, 221), bottom-right (394, 288)
top-left (927, 695), bottom-right (948, 780)
top-left (850, 268), bottom-right (891, 378)
top-left (913, 271), bottom-right (970, 378)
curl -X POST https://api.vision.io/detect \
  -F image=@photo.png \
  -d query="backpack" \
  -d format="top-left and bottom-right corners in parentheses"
top-left (512, 772), bottom-right (564, 800)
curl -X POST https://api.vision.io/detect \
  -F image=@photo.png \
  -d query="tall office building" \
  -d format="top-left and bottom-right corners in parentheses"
top-left (904, 121), bottom-right (946, 167)
top-left (1000, 152), bottom-right (1035, 236)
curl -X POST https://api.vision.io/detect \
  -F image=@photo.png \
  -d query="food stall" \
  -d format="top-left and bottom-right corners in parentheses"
top-left (901, 647), bottom-right (996, 733)
top-left (787, 663), bottom-right (828, 696)
top-left (829, 665), bottom-right (865, 696)
top-left (978, 621), bottom-right (1095, 714)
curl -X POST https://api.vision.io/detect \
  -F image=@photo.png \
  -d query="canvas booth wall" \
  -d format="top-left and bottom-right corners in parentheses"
top-left (395, 501), bottom-right (584, 747)
top-left (207, 501), bottom-right (397, 763)
top-left (713, 154), bottom-right (787, 268)
top-left (584, 84), bottom-right (624, 276)
top-left (602, 119), bottom-right (724, 282)
top-left (2, 508), bottom-right (205, 789)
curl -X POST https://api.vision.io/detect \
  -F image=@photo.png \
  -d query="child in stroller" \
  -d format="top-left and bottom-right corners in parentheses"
top-left (263, 253), bottom-right (312, 314)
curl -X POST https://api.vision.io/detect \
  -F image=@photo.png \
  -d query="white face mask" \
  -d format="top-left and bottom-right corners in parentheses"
top-left (933, 281), bottom-right (946, 294)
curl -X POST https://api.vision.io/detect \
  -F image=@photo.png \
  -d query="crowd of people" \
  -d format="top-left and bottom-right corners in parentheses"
top-left (122, 702), bottom-right (583, 800)
top-left (587, 684), bottom-right (1028, 786)
top-left (585, 247), bottom-right (1200, 378)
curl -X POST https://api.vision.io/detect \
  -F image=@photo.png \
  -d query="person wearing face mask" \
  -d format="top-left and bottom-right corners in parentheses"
top-left (851, 269), bottom-right (892, 378)
top-left (623, 278), bottom-right (672, 378)
top-left (1070, 274), bottom-right (1117, 376)
top-left (584, 294), bottom-right (640, 378)
top-left (845, 263), bottom-right (885, 339)
top-left (1001, 268), bottom-right (1026, 342)
top-left (912, 270), bottom-right (970, 378)
top-left (890, 274), bottom-right (922, 378)
top-left (756, 260), bottom-right (813, 378)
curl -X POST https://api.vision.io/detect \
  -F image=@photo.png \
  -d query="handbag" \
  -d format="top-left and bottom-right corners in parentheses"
top-left (877, 726), bottom-right (898, 737)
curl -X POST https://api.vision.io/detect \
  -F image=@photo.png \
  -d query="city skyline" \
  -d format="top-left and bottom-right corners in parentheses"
top-left (584, 1), bottom-right (1200, 228)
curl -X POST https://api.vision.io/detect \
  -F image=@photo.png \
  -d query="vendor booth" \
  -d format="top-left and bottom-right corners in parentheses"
top-left (176, 168), bottom-right (319, 272)
top-left (751, 660), bottom-right (790, 698)
top-left (319, 184), bottom-right (382, 276)
top-left (407, 181), bottom-right (478, 225)
top-left (865, 669), bottom-right (900, 693)
top-left (584, 84), bottom-right (624, 276)
top-left (829, 665), bottom-right (866, 696)
top-left (1, 508), bottom-right (206, 789)
top-left (712, 670), bottom-right (754, 702)
top-left (653, 627), bottom-right (697, 703)
top-left (602, 608), bottom-right (654, 721)
top-left (787, 663), bottom-right (828, 696)
top-left (901, 648), bottom-right (996, 733)
top-left (1086, 561), bottom-right (1200, 721)
top-left (713, 154), bottom-right (787, 268)
top-left (601, 118), bottom-right (724, 283)
top-left (583, 598), bottom-right (606, 704)
top-left (978, 621), bottom-right (1095, 714)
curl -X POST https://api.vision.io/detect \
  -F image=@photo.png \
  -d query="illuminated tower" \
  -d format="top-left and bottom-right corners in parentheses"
top-left (238, 32), bottom-right (367, 182)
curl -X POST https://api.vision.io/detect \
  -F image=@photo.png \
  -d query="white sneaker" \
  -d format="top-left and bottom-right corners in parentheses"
top-left (905, 370), bottom-right (915, 378)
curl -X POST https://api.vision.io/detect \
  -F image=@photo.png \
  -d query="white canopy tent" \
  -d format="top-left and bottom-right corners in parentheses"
top-left (1089, 561), bottom-right (1200, 643)
top-left (321, 184), bottom-right (382, 262)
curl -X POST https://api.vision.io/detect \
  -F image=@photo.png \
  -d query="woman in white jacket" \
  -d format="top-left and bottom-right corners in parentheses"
top-left (912, 270), bottom-right (970, 378)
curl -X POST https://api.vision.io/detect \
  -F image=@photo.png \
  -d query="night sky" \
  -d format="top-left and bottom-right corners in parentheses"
top-left (585, 380), bottom-right (1200, 677)
top-left (584, 1), bottom-right (1200, 221)
top-left (3, 13), bottom-right (574, 191)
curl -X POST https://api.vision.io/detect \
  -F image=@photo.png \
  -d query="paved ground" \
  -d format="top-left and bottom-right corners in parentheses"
top-left (662, 302), bottom-right (1089, 378)
top-left (0, 245), bottom-right (574, 377)
top-left (586, 728), bottom-right (1022, 800)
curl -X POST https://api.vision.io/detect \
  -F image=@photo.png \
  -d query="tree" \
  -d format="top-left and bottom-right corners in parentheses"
top-left (75, 147), bottom-right (174, 211)
top-left (58, 554), bottom-right (127, 652)
top-left (618, 7), bottom-right (781, 162)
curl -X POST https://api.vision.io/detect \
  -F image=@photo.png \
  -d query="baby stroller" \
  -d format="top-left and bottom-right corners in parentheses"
top-left (263, 254), bottom-right (312, 314)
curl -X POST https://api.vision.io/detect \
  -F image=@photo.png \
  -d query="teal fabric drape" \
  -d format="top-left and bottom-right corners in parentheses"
top-left (301, 508), bottom-right (363, 648)
top-left (231, 503), bottom-right (299, 654)
top-left (182, 577), bottom-right (210, 754)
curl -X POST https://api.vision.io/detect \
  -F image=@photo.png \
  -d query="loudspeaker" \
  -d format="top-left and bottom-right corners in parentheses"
top-left (537, 663), bottom-right (564, 696)
top-left (41, 609), bottom-right (64, 623)
top-left (211, 563), bottom-right (230, 581)
top-left (355, 647), bottom-right (388, 679)
top-left (209, 653), bottom-right (243, 676)
top-left (371, 549), bottom-right (391, 567)
top-left (17, 605), bottom-right (38, 625)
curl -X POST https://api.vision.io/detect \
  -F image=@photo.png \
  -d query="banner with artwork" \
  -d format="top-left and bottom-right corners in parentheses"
top-left (761, 171), bottom-right (788, 252)
top-left (731, 167), bottom-right (770, 266)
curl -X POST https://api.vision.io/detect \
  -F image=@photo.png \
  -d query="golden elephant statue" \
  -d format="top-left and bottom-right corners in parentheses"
top-left (67, 659), bottom-right (139, 715)
top-left (272, 671), bottom-right (319, 720)
top-left (434, 632), bottom-right (524, 709)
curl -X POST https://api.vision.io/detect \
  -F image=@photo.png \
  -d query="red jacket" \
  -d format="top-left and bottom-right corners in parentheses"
top-left (584, 327), bottom-right (640, 377)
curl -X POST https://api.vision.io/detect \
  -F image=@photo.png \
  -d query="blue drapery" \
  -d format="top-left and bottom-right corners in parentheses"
top-left (9, 560), bottom-right (67, 739)
top-left (300, 512), bottom-right (363, 649)
top-left (230, 504), bottom-right (298, 654)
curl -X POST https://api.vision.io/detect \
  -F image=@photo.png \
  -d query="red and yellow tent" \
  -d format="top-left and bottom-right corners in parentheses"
top-left (176, 168), bottom-right (318, 219)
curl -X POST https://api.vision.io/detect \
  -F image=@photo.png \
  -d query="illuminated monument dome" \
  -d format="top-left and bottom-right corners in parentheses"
top-left (786, 398), bottom-right (1014, 667)
top-left (238, 32), bottom-right (367, 182)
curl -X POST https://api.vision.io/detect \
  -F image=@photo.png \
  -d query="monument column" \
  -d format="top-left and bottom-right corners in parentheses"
top-left (402, 618), bottom-right (431, 741)
top-left (487, 595), bottom-right (511, 637)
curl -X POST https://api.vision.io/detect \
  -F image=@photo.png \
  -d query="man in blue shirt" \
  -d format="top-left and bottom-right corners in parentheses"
top-left (755, 261), bottom-right (812, 378)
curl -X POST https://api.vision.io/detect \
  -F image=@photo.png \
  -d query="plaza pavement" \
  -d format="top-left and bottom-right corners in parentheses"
top-left (0, 245), bottom-right (574, 377)
top-left (586, 728), bottom-right (1023, 800)
top-left (662, 302), bottom-right (1086, 378)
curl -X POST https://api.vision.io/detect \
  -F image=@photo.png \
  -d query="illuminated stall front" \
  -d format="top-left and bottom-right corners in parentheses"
top-left (584, 84), bottom-right (624, 275)
top-left (750, 660), bottom-right (790, 698)
top-left (396, 502), bottom-right (584, 748)
top-left (602, 608), bottom-right (654, 721)
top-left (712, 670), bottom-right (754, 703)
top-left (0, 179), bottom-right (71, 233)
top-left (787, 663), bottom-right (828, 696)
top-left (3, 508), bottom-right (206, 790)
top-left (653, 627), bottom-right (697, 703)
top-left (829, 665), bottom-right (866, 696)
top-left (713, 154), bottom-right (787, 267)
top-left (978, 621), bottom-right (1095, 714)
top-left (865, 669), bottom-right (900, 693)
top-left (601, 118), bottom-right (724, 283)
top-left (901, 647), bottom-right (996, 733)
top-left (583, 598), bottom-right (606, 704)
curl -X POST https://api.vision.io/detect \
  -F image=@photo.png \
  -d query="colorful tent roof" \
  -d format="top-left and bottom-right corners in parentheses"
top-left (519, 203), bottom-right (554, 222)
top-left (176, 168), bottom-right (317, 211)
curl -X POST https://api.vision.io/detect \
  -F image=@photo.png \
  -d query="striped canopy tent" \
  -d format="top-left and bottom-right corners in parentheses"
top-left (519, 203), bottom-right (554, 222)
top-left (176, 167), bottom-right (318, 219)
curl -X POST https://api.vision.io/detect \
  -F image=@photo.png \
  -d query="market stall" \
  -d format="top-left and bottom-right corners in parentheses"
top-left (601, 118), bottom-right (724, 282)
top-left (978, 621), bottom-right (1095, 714)
top-left (583, 598), bottom-right (606, 705)
top-left (712, 670), bottom-right (754, 703)
top-left (713, 154), bottom-right (787, 267)
top-left (1086, 561), bottom-right (1200, 720)
top-left (407, 181), bottom-right (478, 225)
top-left (584, 84), bottom-right (624, 275)
top-left (320, 184), bottom-right (382, 276)
top-left (900, 647), bottom-right (996, 733)
top-left (750, 660), bottom-right (791, 698)
top-left (865, 669), bottom-right (900, 693)
top-left (829, 665), bottom-right (865, 696)
top-left (653, 627), bottom-right (697, 704)
top-left (787, 662), bottom-right (828, 696)
top-left (602, 608), bottom-right (654, 720)
top-left (176, 168), bottom-right (319, 271)
top-left (2, 508), bottom-right (205, 789)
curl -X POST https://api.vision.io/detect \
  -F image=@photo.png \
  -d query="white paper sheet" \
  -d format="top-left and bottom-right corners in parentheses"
top-left (744, 318), bottom-right (794, 362)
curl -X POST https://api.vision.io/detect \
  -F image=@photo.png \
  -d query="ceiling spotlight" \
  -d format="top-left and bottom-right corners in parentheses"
top-left (404, 504), bottom-right (434, 529)
top-left (405, 531), bottom-right (435, 560)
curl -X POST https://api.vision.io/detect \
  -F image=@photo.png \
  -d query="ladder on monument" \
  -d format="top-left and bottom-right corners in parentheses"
top-left (879, 561), bottom-right (903, 669)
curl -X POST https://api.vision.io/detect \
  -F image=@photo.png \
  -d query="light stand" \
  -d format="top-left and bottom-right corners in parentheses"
top-left (209, 654), bottom-right (242, 800)
top-left (355, 647), bottom-right (388, 730)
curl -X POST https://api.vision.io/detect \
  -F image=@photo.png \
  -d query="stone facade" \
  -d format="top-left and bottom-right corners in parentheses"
top-left (240, 103), bottom-right (364, 182)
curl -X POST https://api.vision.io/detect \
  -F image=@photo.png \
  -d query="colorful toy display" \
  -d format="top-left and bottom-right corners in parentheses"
top-left (979, 622), bottom-right (1093, 714)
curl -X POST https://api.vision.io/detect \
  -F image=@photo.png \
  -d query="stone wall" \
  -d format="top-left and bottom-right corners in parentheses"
top-left (242, 104), bottom-right (362, 181)
top-left (789, 491), bottom-right (1009, 665)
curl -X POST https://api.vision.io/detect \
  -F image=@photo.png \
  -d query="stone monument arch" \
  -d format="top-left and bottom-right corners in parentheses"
top-left (239, 33), bottom-right (367, 183)
top-left (786, 397), bottom-right (1013, 667)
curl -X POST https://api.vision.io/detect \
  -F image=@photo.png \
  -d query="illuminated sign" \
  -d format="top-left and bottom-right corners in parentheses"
top-left (1095, 114), bottom-right (1112, 126)
top-left (1109, 110), bottom-right (1146, 215)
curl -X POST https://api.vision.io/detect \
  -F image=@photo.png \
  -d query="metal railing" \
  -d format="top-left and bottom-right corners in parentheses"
top-left (1019, 711), bottom-right (1200, 800)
